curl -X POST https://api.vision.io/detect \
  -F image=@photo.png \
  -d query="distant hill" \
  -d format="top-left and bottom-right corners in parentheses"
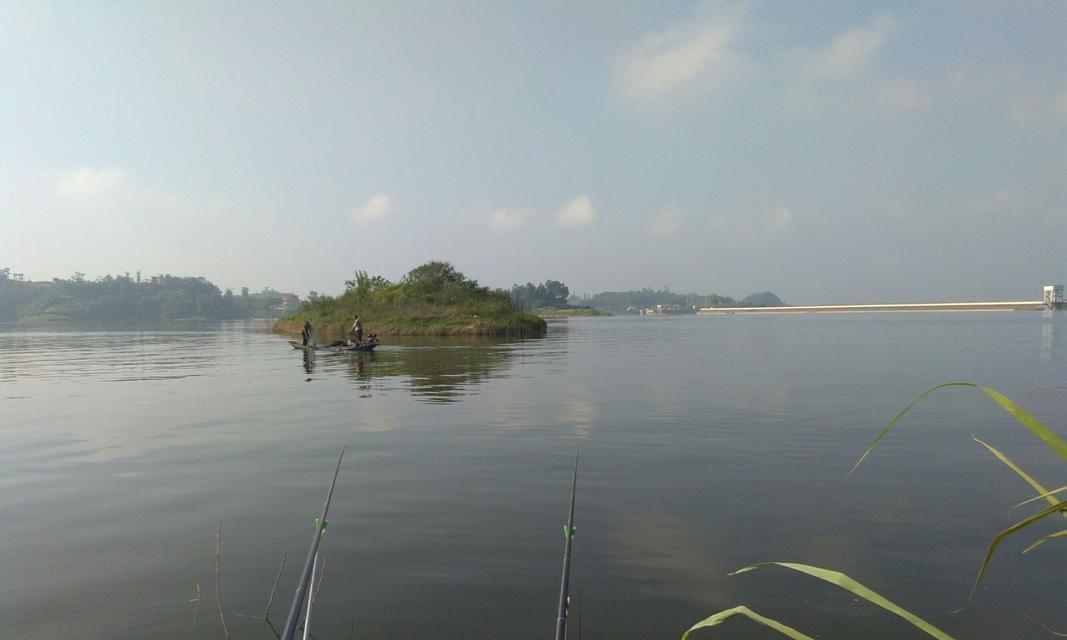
top-left (740, 291), bottom-right (784, 307)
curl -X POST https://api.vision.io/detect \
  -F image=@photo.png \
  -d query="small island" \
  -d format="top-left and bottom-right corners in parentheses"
top-left (274, 261), bottom-right (547, 338)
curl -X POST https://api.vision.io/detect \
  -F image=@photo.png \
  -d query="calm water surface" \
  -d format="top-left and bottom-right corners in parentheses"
top-left (2, 314), bottom-right (1065, 639)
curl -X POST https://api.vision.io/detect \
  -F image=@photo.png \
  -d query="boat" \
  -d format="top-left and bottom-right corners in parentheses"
top-left (289, 341), bottom-right (322, 350)
top-left (291, 334), bottom-right (380, 352)
top-left (326, 341), bottom-right (378, 353)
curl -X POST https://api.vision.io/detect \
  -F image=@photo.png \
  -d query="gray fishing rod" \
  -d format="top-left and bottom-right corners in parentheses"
top-left (281, 448), bottom-right (345, 640)
top-left (554, 452), bottom-right (579, 640)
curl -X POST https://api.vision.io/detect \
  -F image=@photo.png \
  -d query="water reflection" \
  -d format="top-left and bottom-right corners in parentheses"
top-left (1040, 313), bottom-right (1054, 362)
top-left (0, 330), bottom-right (222, 383)
top-left (311, 338), bottom-right (527, 403)
top-left (611, 513), bottom-right (730, 606)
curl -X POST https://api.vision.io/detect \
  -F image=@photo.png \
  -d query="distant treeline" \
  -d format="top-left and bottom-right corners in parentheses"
top-left (0, 268), bottom-right (283, 322)
top-left (574, 288), bottom-right (784, 313)
top-left (507, 280), bottom-right (784, 314)
top-left (509, 280), bottom-right (571, 310)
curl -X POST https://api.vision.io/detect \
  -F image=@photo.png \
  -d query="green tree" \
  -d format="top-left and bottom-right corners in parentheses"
top-left (542, 280), bottom-right (569, 306)
top-left (403, 261), bottom-right (464, 288)
top-left (345, 270), bottom-right (391, 300)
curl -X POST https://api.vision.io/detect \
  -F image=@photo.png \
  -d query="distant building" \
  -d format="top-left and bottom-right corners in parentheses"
top-left (1045, 285), bottom-right (1064, 310)
top-left (280, 293), bottom-right (301, 311)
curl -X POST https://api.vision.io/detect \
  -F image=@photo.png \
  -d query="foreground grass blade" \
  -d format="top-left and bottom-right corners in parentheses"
top-left (969, 501), bottom-right (1067, 603)
top-left (849, 382), bottom-right (1067, 478)
top-left (681, 606), bottom-right (815, 640)
top-left (731, 562), bottom-right (957, 640)
top-left (1022, 614), bottom-right (1067, 638)
top-left (979, 386), bottom-right (1067, 461)
top-left (1016, 485), bottom-right (1067, 509)
top-left (972, 437), bottom-right (1063, 514)
top-left (1023, 529), bottom-right (1067, 554)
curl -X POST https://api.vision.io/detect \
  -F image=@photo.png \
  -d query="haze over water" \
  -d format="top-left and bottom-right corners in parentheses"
top-left (2, 313), bottom-right (1065, 639)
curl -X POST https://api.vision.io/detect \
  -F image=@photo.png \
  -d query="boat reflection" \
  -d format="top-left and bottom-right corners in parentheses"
top-left (307, 337), bottom-right (524, 403)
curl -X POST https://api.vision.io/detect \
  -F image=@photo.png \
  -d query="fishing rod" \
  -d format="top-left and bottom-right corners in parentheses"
top-left (554, 452), bottom-right (579, 640)
top-left (280, 448), bottom-right (346, 640)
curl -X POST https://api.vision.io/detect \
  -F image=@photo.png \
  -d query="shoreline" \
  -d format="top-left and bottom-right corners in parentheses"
top-left (273, 318), bottom-right (546, 338)
top-left (698, 301), bottom-right (1054, 314)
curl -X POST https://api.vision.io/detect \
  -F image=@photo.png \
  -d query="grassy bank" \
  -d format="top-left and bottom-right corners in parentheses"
top-left (274, 261), bottom-right (547, 338)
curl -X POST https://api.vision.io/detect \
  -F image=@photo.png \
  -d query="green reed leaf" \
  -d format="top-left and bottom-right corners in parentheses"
top-left (731, 562), bottom-right (956, 640)
top-left (681, 605), bottom-right (815, 640)
top-left (969, 501), bottom-right (1067, 603)
top-left (978, 387), bottom-right (1067, 461)
top-left (973, 437), bottom-right (1064, 515)
top-left (849, 382), bottom-right (1067, 478)
top-left (1022, 528), bottom-right (1067, 554)
top-left (1016, 485), bottom-right (1067, 509)
top-left (1022, 613), bottom-right (1067, 637)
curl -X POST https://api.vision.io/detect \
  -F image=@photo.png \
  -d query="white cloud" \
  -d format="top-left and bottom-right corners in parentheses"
top-left (648, 208), bottom-right (682, 237)
top-left (616, 7), bottom-right (748, 103)
top-left (857, 65), bottom-right (1015, 117)
top-left (0, 166), bottom-right (246, 282)
top-left (555, 195), bottom-right (597, 228)
top-left (800, 15), bottom-right (897, 80)
top-left (869, 77), bottom-right (928, 112)
top-left (1053, 84), bottom-right (1067, 121)
top-left (782, 15), bottom-right (901, 116)
top-left (766, 205), bottom-right (793, 232)
top-left (488, 207), bottom-right (533, 232)
top-left (352, 192), bottom-right (391, 225)
top-left (961, 188), bottom-right (1012, 213)
top-left (1009, 82), bottom-right (1067, 126)
top-left (55, 167), bottom-right (129, 200)
top-left (704, 204), bottom-right (794, 236)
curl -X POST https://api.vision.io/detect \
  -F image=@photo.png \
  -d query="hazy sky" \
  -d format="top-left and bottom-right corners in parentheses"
top-left (1, 2), bottom-right (1064, 303)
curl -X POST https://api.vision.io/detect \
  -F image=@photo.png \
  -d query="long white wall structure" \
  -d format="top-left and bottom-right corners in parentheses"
top-left (698, 301), bottom-right (1048, 314)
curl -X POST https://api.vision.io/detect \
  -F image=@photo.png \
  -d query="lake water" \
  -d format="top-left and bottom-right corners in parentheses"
top-left (2, 313), bottom-right (1065, 639)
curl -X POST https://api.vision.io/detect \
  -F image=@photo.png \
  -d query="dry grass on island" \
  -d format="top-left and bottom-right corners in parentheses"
top-left (274, 261), bottom-right (547, 338)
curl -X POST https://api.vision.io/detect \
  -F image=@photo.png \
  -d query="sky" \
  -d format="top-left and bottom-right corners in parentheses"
top-left (1, 1), bottom-right (1064, 304)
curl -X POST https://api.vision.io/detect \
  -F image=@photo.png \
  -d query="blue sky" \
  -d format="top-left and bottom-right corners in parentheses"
top-left (1, 1), bottom-right (1064, 303)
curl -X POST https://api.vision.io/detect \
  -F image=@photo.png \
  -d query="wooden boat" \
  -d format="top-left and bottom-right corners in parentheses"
top-left (291, 333), bottom-right (379, 352)
top-left (289, 341), bottom-right (321, 350)
top-left (327, 340), bottom-right (378, 353)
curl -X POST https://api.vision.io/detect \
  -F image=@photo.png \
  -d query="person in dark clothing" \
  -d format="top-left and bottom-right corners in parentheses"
top-left (301, 320), bottom-right (314, 346)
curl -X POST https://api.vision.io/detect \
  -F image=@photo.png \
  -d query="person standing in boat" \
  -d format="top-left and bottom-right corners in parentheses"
top-left (301, 320), bottom-right (315, 347)
top-left (349, 314), bottom-right (364, 345)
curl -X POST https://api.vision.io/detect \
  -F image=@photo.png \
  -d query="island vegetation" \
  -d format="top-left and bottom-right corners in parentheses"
top-left (276, 261), bottom-right (547, 338)
top-left (0, 267), bottom-right (285, 322)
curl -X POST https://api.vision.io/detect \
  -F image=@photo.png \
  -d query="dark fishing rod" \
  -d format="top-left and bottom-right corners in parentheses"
top-left (281, 448), bottom-right (345, 640)
top-left (554, 452), bottom-right (579, 640)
